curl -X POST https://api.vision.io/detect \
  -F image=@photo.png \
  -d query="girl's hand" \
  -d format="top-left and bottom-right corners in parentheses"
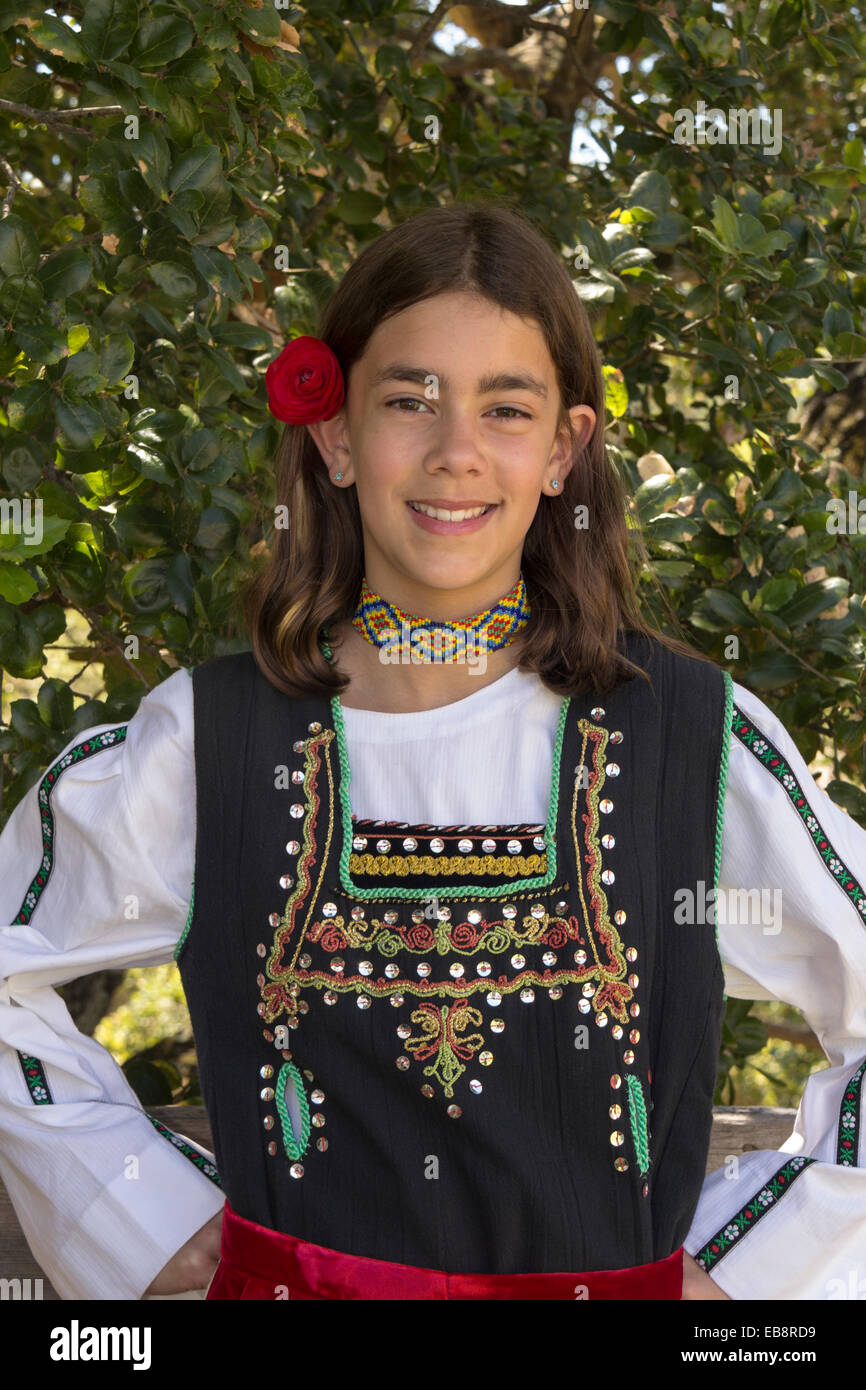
top-left (144, 1211), bottom-right (222, 1295)
top-left (681, 1253), bottom-right (732, 1300)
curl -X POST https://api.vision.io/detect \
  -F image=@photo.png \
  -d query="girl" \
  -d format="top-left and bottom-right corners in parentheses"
top-left (2, 202), bottom-right (865, 1301)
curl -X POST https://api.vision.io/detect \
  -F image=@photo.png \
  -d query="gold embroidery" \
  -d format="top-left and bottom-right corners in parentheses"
top-left (349, 852), bottom-right (547, 878)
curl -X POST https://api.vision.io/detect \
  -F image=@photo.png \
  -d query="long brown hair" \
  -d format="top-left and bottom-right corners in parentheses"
top-left (241, 198), bottom-right (718, 699)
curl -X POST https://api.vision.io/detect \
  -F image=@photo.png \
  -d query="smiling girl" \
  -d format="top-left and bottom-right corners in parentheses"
top-left (3, 202), bottom-right (866, 1303)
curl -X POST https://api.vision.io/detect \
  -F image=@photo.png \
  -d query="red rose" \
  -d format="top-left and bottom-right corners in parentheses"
top-left (265, 335), bottom-right (345, 424)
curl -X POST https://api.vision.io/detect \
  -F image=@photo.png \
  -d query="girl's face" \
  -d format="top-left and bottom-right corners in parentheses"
top-left (307, 290), bottom-right (596, 613)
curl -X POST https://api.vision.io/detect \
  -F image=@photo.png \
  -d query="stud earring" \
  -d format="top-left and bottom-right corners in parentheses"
top-left (335, 471), bottom-right (343, 481)
top-left (551, 479), bottom-right (559, 490)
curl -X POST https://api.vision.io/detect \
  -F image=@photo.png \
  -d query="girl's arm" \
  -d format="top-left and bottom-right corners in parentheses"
top-left (684, 680), bottom-right (866, 1299)
top-left (0, 668), bottom-right (224, 1300)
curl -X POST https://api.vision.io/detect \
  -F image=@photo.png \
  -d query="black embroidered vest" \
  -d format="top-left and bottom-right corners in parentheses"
top-left (177, 630), bottom-right (729, 1273)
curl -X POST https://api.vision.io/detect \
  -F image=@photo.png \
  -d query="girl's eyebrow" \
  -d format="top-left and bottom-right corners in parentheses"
top-left (370, 362), bottom-right (549, 398)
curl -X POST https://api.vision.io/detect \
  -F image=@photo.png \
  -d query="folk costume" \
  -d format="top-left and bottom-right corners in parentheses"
top-left (2, 625), bottom-right (866, 1299)
top-left (2, 338), bottom-right (866, 1300)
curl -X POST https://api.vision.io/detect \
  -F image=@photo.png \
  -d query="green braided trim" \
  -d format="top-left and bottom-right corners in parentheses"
top-left (174, 874), bottom-right (195, 962)
top-left (713, 670), bottom-right (734, 1000)
top-left (275, 1061), bottom-right (311, 1160)
top-left (330, 688), bottom-right (571, 900)
top-left (626, 1073), bottom-right (650, 1175)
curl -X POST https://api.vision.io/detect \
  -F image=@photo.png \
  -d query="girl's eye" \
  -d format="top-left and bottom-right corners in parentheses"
top-left (386, 398), bottom-right (530, 419)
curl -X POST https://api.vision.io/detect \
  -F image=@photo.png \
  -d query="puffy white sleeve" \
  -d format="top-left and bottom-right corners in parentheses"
top-left (0, 667), bottom-right (224, 1300)
top-left (684, 679), bottom-right (866, 1299)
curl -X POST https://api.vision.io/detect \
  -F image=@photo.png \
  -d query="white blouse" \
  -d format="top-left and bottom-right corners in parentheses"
top-left (1, 661), bottom-right (865, 1301)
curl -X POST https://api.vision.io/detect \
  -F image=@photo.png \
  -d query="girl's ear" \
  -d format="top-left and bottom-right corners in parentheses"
top-left (546, 405), bottom-right (596, 488)
top-left (306, 414), bottom-right (353, 484)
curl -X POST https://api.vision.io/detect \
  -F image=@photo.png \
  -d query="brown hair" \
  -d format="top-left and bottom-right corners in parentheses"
top-left (241, 198), bottom-right (718, 699)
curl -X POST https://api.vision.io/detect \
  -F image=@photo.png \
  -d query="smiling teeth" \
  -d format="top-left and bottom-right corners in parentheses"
top-left (410, 503), bottom-right (491, 521)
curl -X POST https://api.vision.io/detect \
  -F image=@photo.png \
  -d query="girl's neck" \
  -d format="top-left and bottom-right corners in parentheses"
top-left (330, 619), bottom-right (523, 713)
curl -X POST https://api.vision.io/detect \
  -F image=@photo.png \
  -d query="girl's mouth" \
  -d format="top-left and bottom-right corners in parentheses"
top-left (407, 501), bottom-right (497, 535)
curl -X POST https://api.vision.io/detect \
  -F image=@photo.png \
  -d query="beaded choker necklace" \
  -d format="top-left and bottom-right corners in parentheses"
top-left (350, 574), bottom-right (530, 662)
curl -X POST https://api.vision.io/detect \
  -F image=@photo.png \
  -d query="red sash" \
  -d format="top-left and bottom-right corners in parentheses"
top-left (205, 1199), bottom-right (683, 1300)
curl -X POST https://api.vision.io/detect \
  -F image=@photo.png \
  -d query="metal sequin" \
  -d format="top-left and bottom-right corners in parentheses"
top-left (384, 963), bottom-right (399, 978)
top-left (610, 1073), bottom-right (622, 1089)
top-left (486, 992), bottom-right (501, 1007)
top-left (359, 960), bottom-right (374, 975)
top-left (601, 869), bottom-right (615, 885)
top-left (630, 1003), bottom-right (640, 1017)
top-left (506, 839), bottom-right (522, 854)
top-left (299, 953), bottom-right (311, 969)
top-left (578, 998), bottom-right (590, 1013)
top-left (626, 946), bottom-right (638, 961)
top-left (257, 943), bottom-right (267, 957)
top-left (353, 836), bottom-right (367, 851)
top-left (610, 1130), bottom-right (624, 1146)
top-left (467, 910), bottom-right (482, 925)
top-left (307, 722), bottom-right (322, 734)
top-left (317, 1138), bottom-right (328, 1152)
top-left (542, 951), bottom-right (557, 966)
top-left (286, 841), bottom-right (300, 855)
top-left (490, 1018), bottom-right (505, 1032)
top-left (574, 949), bottom-right (587, 964)
top-left (291, 770), bottom-right (305, 784)
top-left (605, 763), bottom-right (620, 777)
top-left (520, 988), bottom-right (535, 1003)
top-left (601, 834), bottom-right (615, 849)
top-left (263, 1115), bottom-right (274, 1130)
top-left (450, 963), bottom-right (465, 978)
top-left (595, 1013), bottom-right (608, 1027)
top-left (481, 839), bottom-right (496, 853)
top-left (549, 987), bottom-right (563, 1000)
top-left (447, 1105), bottom-right (462, 1118)
top-left (376, 839), bottom-right (390, 854)
top-left (311, 1089), bottom-right (325, 1104)
top-left (357, 996), bottom-right (370, 1009)
top-left (614, 1156), bottom-right (629, 1172)
top-left (330, 957), bottom-right (345, 973)
top-left (324, 990), bottom-right (337, 1004)
top-left (611, 1025), bottom-right (623, 1040)
top-left (469, 1079), bottom-right (483, 1094)
top-left (395, 1057), bottom-right (409, 1070)
top-left (417, 962), bottom-right (431, 977)
top-left (479, 1051), bottom-right (493, 1066)
top-left (476, 961), bottom-right (491, 977)
top-left (280, 874), bottom-right (292, 889)
top-left (290, 1163), bottom-right (304, 1178)
top-left (267, 1141), bottom-right (277, 1156)
top-left (623, 1049), bottom-right (635, 1064)
top-left (403, 837), bottom-right (417, 851)
top-left (630, 1029), bottom-right (640, 1044)
top-left (599, 799), bottom-right (613, 814)
top-left (591, 706), bottom-right (605, 720)
top-left (628, 973), bottom-right (639, 988)
top-left (322, 902), bottom-right (337, 917)
top-left (610, 731), bottom-right (623, 743)
top-left (260, 1065), bottom-right (274, 1079)
top-left (609, 1103), bottom-right (622, 1119)
top-left (430, 838), bottom-right (444, 853)
top-left (458, 839), bottom-right (473, 853)
top-left (260, 1087), bottom-right (274, 1101)
top-left (290, 804), bottom-right (304, 819)
top-left (503, 905), bottom-right (517, 919)
top-left (614, 909), bottom-right (627, 925)
top-left (312, 1113), bottom-right (325, 1127)
top-left (421, 1085), bottom-right (434, 1097)
top-left (511, 953), bottom-right (526, 969)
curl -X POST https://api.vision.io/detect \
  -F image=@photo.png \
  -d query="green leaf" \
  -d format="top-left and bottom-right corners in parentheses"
top-left (335, 190), bottom-right (385, 224)
top-left (99, 333), bottom-right (135, 385)
top-left (131, 15), bottom-right (194, 69)
top-left (211, 321), bottom-right (273, 350)
top-left (28, 16), bottom-right (86, 62)
top-left (744, 651), bottom-right (802, 688)
top-left (121, 556), bottom-right (172, 613)
top-left (812, 363), bottom-right (849, 391)
top-left (7, 381), bottom-right (51, 430)
top-left (79, 0), bottom-right (137, 61)
top-left (0, 513), bottom-right (71, 559)
top-left (754, 576), bottom-right (797, 612)
top-left (711, 195), bottom-right (740, 250)
top-left (0, 213), bottom-right (40, 275)
top-left (149, 261), bottom-right (200, 299)
top-left (626, 170), bottom-right (669, 215)
top-left (168, 145), bottom-right (223, 195)
top-left (0, 559), bottom-right (37, 603)
top-left (776, 579), bottom-right (849, 626)
top-left (55, 399), bottom-right (106, 449)
top-left (37, 246), bottom-right (91, 300)
top-left (602, 364), bottom-right (628, 418)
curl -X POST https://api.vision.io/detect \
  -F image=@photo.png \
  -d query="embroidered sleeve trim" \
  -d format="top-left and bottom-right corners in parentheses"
top-left (11, 726), bottom-right (129, 1107)
top-left (838, 1057), bottom-right (866, 1166)
top-left (732, 702), bottom-right (866, 921)
top-left (693, 1154), bottom-right (816, 1272)
top-left (145, 1113), bottom-right (223, 1188)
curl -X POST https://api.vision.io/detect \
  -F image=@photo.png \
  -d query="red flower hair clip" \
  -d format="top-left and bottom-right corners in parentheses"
top-left (265, 335), bottom-right (345, 424)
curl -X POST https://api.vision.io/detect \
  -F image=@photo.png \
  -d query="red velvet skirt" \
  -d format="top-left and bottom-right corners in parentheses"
top-left (205, 1200), bottom-right (684, 1300)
